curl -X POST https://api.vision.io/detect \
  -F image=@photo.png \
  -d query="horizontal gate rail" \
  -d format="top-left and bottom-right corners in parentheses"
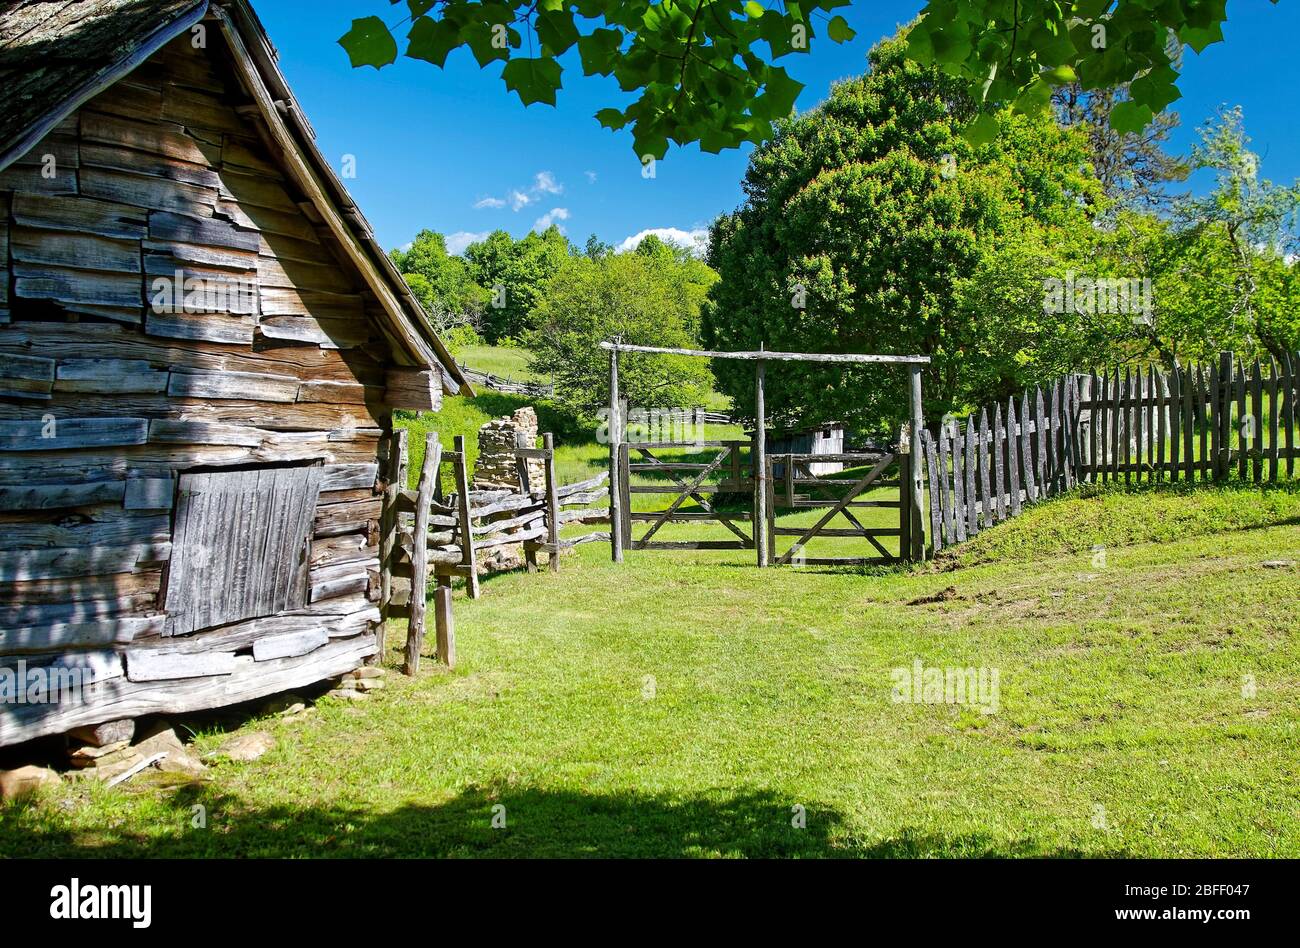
top-left (622, 440), bottom-right (755, 551)
top-left (768, 452), bottom-right (902, 566)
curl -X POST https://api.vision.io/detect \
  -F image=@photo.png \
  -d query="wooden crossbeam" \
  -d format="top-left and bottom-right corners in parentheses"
top-left (637, 446), bottom-right (733, 545)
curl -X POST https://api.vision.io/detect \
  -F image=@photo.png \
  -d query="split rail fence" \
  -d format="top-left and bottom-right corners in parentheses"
top-left (380, 430), bottom-right (610, 674)
top-left (923, 351), bottom-right (1300, 553)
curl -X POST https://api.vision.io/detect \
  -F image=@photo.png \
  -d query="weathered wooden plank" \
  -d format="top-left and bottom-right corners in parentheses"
top-left (80, 112), bottom-right (216, 164)
top-left (218, 199), bottom-right (317, 242)
top-left (1197, 364), bottom-right (1211, 482)
top-left (922, 431), bottom-right (943, 552)
top-left (1006, 396), bottom-right (1021, 517)
top-left (145, 311), bottom-right (256, 345)
top-left (0, 543), bottom-right (168, 582)
top-left (256, 251), bottom-right (355, 295)
top-left (143, 238), bottom-right (257, 271)
top-left (258, 314), bottom-right (372, 349)
top-left (81, 167), bottom-right (217, 218)
top-left (125, 649), bottom-right (238, 682)
top-left (0, 417), bottom-right (148, 451)
top-left (991, 403), bottom-right (1006, 521)
top-left (148, 209), bottom-right (259, 251)
top-left (0, 616), bottom-right (159, 655)
top-left (0, 164), bottom-right (78, 195)
top-left (977, 408), bottom-right (993, 528)
top-left (80, 141), bottom-right (221, 189)
top-left (951, 421), bottom-right (972, 540)
top-left (10, 192), bottom-right (147, 239)
top-left (54, 359), bottom-right (168, 394)
top-left (0, 511), bottom-right (169, 551)
top-left (14, 263), bottom-right (143, 308)
top-left (964, 422), bottom-right (978, 535)
top-left (1016, 392), bottom-right (1034, 501)
top-left (1284, 352), bottom-right (1296, 480)
top-left (1168, 367), bottom-right (1181, 483)
top-left (1267, 358), bottom-right (1281, 482)
top-left (0, 480), bottom-right (126, 511)
top-left (124, 477), bottom-right (176, 510)
top-left (0, 353), bottom-right (55, 400)
top-left (252, 628), bottom-right (329, 662)
top-left (385, 368), bottom-right (444, 412)
top-left (167, 368), bottom-right (300, 402)
top-left (1156, 368), bottom-right (1168, 482)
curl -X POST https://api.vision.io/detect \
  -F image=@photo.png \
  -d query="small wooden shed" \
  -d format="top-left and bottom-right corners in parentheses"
top-left (0, 0), bottom-right (470, 746)
top-left (767, 423), bottom-right (845, 477)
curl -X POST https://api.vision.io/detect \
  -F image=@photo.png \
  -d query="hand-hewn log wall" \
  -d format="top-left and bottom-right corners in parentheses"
top-left (0, 32), bottom-right (413, 745)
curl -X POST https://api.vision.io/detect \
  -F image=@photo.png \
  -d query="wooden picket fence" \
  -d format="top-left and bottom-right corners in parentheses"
top-left (922, 351), bottom-right (1300, 553)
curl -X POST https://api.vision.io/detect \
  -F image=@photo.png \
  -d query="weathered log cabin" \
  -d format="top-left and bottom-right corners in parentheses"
top-left (0, 0), bottom-right (470, 746)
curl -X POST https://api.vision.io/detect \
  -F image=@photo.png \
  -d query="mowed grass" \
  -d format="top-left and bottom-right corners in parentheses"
top-left (2, 483), bottom-right (1297, 858)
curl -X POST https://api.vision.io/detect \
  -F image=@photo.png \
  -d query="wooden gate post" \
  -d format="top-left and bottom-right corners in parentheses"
top-left (754, 352), bottom-right (768, 567)
top-left (403, 431), bottom-right (440, 676)
top-left (908, 364), bottom-right (926, 561)
top-left (609, 348), bottom-right (624, 563)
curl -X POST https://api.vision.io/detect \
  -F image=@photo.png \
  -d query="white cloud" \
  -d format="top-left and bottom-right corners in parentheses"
top-left (584, 170), bottom-right (597, 183)
top-left (534, 170), bottom-right (563, 195)
top-left (616, 226), bottom-right (709, 257)
top-left (533, 208), bottom-right (570, 232)
top-left (476, 172), bottom-right (564, 213)
top-left (445, 230), bottom-right (490, 255)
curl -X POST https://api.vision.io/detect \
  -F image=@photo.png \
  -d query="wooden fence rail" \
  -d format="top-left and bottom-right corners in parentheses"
top-left (923, 351), bottom-right (1300, 554)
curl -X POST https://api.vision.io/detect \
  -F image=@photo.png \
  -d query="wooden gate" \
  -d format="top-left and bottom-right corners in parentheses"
top-left (616, 439), bottom-right (755, 551)
top-left (764, 450), bottom-right (919, 566)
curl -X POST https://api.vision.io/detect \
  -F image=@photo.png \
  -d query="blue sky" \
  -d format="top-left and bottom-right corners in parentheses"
top-left (256, 1), bottom-right (1300, 256)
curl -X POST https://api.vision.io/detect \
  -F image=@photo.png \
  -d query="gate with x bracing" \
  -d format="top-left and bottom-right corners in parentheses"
top-left (763, 449), bottom-right (921, 566)
top-left (615, 439), bottom-right (755, 551)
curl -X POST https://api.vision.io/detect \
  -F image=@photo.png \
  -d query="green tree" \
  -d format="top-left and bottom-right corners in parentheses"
top-left (390, 229), bottom-right (489, 336)
top-left (464, 225), bottom-right (572, 342)
top-left (703, 32), bottom-right (1102, 430)
top-left (526, 248), bottom-right (718, 417)
top-left (1053, 81), bottom-right (1189, 209)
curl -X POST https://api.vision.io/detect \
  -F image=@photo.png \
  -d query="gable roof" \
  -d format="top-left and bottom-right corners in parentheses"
top-left (0, 0), bottom-right (472, 395)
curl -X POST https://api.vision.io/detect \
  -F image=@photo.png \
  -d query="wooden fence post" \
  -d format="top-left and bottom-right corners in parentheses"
top-left (608, 348), bottom-right (624, 563)
top-left (376, 428), bottom-right (408, 664)
top-left (403, 431), bottom-right (440, 676)
top-left (543, 432), bottom-right (561, 572)
top-left (434, 581), bottom-right (455, 669)
top-left (754, 353), bottom-right (768, 567)
top-left (908, 364), bottom-right (926, 560)
top-left (453, 434), bottom-right (481, 598)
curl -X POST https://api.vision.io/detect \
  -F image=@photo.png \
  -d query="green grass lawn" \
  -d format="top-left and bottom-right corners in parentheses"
top-left (455, 344), bottom-right (545, 382)
top-left (3, 482), bottom-right (1297, 857)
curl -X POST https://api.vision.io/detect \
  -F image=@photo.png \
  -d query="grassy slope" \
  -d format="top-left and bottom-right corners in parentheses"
top-left (456, 344), bottom-right (544, 382)
top-left (3, 484), bottom-right (1297, 858)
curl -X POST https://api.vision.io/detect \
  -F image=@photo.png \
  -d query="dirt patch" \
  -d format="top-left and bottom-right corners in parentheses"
top-left (908, 586), bottom-right (961, 605)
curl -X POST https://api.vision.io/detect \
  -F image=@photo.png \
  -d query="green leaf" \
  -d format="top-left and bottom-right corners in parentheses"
top-left (744, 2), bottom-right (766, 19)
top-left (577, 28), bottom-right (623, 76)
top-left (536, 8), bottom-right (580, 55)
top-left (827, 15), bottom-right (855, 44)
top-left (1109, 100), bottom-right (1154, 134)
top-left (962, 113), bottom-right (1000, 146)
top-left (405, 0), bottom-right (437, 16)
top-left (406, 16), bottom-right (459, 68)
top-left (465, 21), bottom-right (513, 67)
top-left (502, 57), bottom-right (563, 107)
top-left (1180, 22), bottom-right (1225, 54)
top-left (338, 17), bottom-right (398, 70)
top-left (595, 107), bottom-right (629, 130)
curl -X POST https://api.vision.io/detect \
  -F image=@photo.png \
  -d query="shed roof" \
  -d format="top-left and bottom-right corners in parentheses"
top-left (0, 0), bottom-right (472, 394)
